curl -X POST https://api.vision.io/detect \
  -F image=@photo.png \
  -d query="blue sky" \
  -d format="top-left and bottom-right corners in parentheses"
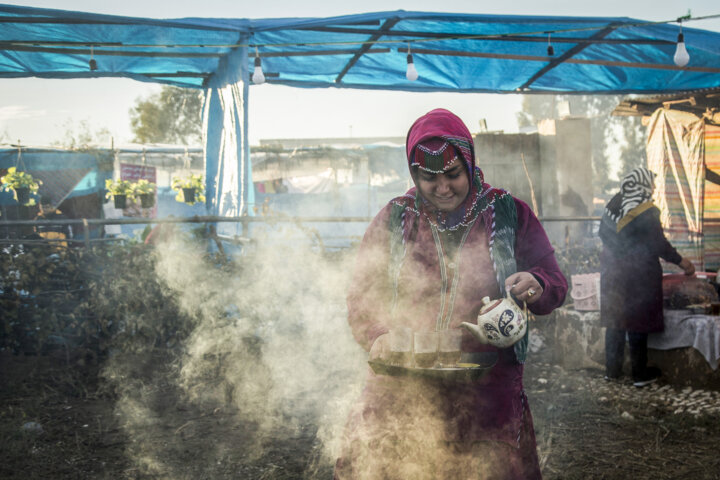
top-left (0, 0), bottom-right (718, 146)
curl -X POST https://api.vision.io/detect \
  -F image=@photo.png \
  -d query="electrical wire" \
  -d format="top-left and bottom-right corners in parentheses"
top-left (2, 13), bottom-right (719, 51)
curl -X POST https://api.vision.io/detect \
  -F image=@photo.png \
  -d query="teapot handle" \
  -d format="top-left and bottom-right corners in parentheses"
top-left (506, 288), bottom-right (522, 306)
top-left (506, 288), bottom-right (529, 318)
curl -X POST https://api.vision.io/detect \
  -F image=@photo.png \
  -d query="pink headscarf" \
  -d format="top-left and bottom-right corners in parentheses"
top-left (406, 108), bottom-right (478, 179)
top-left (403, 108), bottom-right (485, 231)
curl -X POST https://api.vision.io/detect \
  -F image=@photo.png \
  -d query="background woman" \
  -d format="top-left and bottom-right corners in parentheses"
top-left (599, 167), bottom-right (695, 387)
top-left (334, 109), bottom-right (567, 479)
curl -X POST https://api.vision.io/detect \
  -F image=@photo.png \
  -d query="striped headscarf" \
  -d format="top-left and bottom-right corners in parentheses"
top-left (605, 167), bottom-right (656, 224)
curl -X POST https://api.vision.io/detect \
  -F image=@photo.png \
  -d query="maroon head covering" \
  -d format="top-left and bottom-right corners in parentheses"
top-left (406, 108), bottom-right (478, 178)
top-left (403, 108), bottom-right (485, 230)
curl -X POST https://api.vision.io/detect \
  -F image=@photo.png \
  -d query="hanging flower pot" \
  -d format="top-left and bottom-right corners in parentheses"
top-left (131, 179), bottom-right (157, 209)
top-left (172, 174), bottom-right (205, 205)
top-left (14, 187), bottom-right (30, 205)
top-left (182, 188), bottom-right (196, 203)
top-left (113, 194), bottom-right (128, 209)
top-left (105, 178), bottom-right (133, 210)
top-left (1, 167), bottom-right (41, 206)
top-left (139, 193), bottom-right (155, 208)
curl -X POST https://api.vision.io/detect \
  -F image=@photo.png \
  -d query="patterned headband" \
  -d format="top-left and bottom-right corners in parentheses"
top-left (411, 139), bottom-right (459, 173)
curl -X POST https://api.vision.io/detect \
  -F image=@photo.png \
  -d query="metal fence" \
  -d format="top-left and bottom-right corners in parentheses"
top-left (0, 215), bottom-right (602, 249)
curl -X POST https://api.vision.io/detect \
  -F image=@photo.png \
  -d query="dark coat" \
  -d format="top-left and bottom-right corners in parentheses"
top-left (599, 203), bottom-right (682, 333)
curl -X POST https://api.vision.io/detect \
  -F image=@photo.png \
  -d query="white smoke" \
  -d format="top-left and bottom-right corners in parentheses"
top-left (104, 225), bottom-right (367, 477)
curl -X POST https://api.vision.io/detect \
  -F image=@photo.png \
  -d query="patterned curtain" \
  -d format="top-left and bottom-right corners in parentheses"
top-left (646, 109), bottom-right (705, 271)
top-left (704, 124), bottom-right (720, 270)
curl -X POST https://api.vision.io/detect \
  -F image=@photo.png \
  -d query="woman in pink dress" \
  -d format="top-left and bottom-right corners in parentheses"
top-left (334, 109), bottom-right (567, 479)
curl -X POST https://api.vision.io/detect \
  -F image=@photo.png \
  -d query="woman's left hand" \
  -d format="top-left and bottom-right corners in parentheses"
top-left (679, 257), bottom-right (696, 276)
top-left (505, 272), bottom-right (543, 305)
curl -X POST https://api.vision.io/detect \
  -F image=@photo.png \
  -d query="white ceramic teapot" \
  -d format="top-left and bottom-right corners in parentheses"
top-left (460, 292), bottom-right (527, 348)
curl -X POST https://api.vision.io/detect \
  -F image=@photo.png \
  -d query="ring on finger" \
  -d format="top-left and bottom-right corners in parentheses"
top-left (527, 288), bottom-right (536, 297)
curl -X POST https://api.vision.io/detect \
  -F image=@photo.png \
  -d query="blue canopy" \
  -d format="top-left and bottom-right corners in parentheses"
top-left (1, 4), bottom-right (719, 223)
top-left (1, 4), bottom-right (719, 93)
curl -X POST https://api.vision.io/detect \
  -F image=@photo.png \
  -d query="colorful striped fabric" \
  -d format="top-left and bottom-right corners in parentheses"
top-left (646, 109), bottom-right (705, 271)
top-left (704, 124), bottom-right (720, 270)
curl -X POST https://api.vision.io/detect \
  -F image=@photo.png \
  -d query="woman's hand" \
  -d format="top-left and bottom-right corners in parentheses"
top-left (679, 257), bottom-right (696, 276)
top-left (505, 271), bottom-right (543, 305)
top-left (369, 333), bottom-right (390, 361)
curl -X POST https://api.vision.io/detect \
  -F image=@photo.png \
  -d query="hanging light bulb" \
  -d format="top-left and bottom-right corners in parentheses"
top-left (547, 33), bottom-right (554, 56)
top-left (252, 47), bottom-right (265, 84)
top-left (406, 43), bottom-right (418, 81)
top-left (88, 45), bottom-right (98, 71)
top-left (673, 24), bottom-right (690, 67)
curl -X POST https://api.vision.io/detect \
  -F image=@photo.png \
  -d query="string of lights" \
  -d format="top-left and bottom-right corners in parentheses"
top-left (246, 12), bottom-right (720, 84)
top-left (1, 11), bottom-right (718, 82)
top-left (4, 12), bottom-right (718, 50)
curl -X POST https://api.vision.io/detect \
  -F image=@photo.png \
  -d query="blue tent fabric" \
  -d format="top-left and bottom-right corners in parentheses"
top-left (2, 4), bottom-right (720, 216)
top-left (0, 148), bottom-right (111, 206)
top-left (1, 5), bottom-right (719, 93)
top-left (203, 82), bottom-right (254, 224)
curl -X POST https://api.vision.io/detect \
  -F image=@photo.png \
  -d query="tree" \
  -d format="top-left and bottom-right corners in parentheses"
top-left (516, 94), bottom-right (646, 196)
top-left (615, 116), bottom-right (646, 178)
top-left (129, 86), bottom-right (203, 145)
top-left (52, 119), bottom-right (113, 149)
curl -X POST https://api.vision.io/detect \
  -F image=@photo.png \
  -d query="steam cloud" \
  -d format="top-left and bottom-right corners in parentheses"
top-left (102, 223), bottom-right (368, 478)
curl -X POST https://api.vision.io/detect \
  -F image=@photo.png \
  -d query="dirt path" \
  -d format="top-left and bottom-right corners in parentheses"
top-left (525, 359), bottom-right (720, 480)
top-left (2, 350), bottom-right (719, 479)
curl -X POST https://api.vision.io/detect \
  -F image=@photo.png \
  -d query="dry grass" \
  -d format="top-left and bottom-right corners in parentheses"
top-left (1, 348), bottom-right (719, 479)
top-left (526, 357), bottom-right (720, 480)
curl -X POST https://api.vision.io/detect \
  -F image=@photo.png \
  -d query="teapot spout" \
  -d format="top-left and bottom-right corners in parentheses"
top-left (460, 321), bottom-right (488, 345)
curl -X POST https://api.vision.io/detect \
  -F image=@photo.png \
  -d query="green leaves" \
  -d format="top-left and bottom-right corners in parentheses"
top-left (1, 167), bottom-right (41, 191)
top-left (104, 178), bottom-right (134, 198)
top-left (171, 173), bottom-right (204, 192)
top-left (0, 167), bottom-right (42, 204)
top-left (129, 86), bottom-right (203, 145)
top-left (171, 174), bottom-right (205, 205)
top-left (131, 179), bottom-right (156, 195)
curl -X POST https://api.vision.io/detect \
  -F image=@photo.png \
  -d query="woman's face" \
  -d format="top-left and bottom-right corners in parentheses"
top-left (415, 160), bottom-right (470, 212)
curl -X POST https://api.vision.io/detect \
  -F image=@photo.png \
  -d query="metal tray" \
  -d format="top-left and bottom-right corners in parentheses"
top-left (368, 352), bottom-right (497, 383)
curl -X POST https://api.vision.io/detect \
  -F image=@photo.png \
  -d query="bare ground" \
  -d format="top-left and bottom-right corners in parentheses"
top-left (1, 346), bottom-right (719, 480)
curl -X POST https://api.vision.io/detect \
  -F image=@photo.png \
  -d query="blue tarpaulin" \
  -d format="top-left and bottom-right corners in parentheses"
top-left (1, 5), bottom-right (719, 92)
top-left (1, 4), bottom-right (719, 215)
top-left (0, 148), bottom-right (111, 206)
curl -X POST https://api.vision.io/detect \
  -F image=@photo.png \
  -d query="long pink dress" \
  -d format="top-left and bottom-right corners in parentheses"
top-left (334, 197), bottom-right (567, 480)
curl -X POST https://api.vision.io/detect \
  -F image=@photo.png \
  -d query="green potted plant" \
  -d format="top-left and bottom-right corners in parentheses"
top-left (0, 167), bottom-right (41, 205)
top-left (132, 179), bottom-right (157, 208)
top-left (105, 178), bottom-right (134, 209)
top-left (172, 174), bottom-right (205, 205)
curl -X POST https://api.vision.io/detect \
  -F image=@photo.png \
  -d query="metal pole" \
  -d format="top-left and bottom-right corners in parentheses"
top-left (0, 214), bottom-right (601, 228)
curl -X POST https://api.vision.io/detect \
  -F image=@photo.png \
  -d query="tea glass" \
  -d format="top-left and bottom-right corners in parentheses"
top-left (388, 327), bottom-right (413, 367)
top-left (438, 329), bottom-right (463, 367)
top-left (413, 331), bottom-right (439, 368)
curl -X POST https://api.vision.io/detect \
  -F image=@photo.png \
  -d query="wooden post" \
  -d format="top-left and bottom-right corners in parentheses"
top-left (241, 215), bottom-right (249, 238)
top-left (83, 218), bottom-right (90, 248)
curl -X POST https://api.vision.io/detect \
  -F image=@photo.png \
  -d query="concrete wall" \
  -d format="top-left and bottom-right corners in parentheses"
top-left (473, 132), bottom-right (542, 213)
top-left (474, 119), bottom-right (594, 246)
top-left (538, 117), bottom-right (593, 245)
top-left (553, 307), bottom-right (720, 390)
